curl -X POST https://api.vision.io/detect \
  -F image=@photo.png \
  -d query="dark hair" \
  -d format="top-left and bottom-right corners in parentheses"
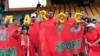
top-left (35, 12), bottom-right (38, 17)
top-left (20, 15), bottom-right (25, 25)
top-left (13, 19), bottom-right (18, 22)
top-left (48, 9), bottom-right (54, 12)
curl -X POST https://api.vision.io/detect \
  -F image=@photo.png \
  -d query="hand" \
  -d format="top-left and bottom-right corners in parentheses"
top-left (88, 42), bottom-right (92, 47)
top-left (80, 20), bottom-right (88, 25)
top-left (80, 20), bottom-right (85, 23)
top-left (17, 27), bottom-right (22, 32)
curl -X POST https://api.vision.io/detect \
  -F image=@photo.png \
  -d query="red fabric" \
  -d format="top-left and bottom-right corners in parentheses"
top-left (86, 30), bottom-right (100, 56)
top-left (12, 31), bottom-right (34, 56)
top-left (66, 18), bottom-right (75, 24)
top-left (86, 31), bottom-right (100, 43)
top-left (6, 25), bottom-right (19, 47)
top-left (38, 18), bottom-right (84, 56)
top-left (38, 18), bottom-right (57, 56)
top-left (28, 21), bottom-right (40, 45)
top-left (62, 23), bottom-right (84, 56)
top-left (28, 21), bottom-right (40, 56)
top-left (6, 25), bottom-right (20, 56)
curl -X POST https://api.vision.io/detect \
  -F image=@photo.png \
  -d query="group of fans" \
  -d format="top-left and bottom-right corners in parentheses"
top-left (0, 10), bottom-right (100, 56)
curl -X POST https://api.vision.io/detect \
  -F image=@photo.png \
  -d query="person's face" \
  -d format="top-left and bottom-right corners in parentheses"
top-left (65, 12), bottom-right (70, 18)
top-left (31, 16), bottom-right (36, 21)
top-left (88, 27), bottom-right (94, 32)
top-left (81, 11), bottom-right (87, 17)
top-left (22, 29), bottom-right (28, 35)
top-left (48, 12), bottom-right (54, 18)
top-left (93, 21), bottom-right (97, 24)
top-left (13, 20), bottom-right (18, 25)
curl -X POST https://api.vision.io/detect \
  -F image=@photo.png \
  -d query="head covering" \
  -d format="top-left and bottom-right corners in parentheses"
top-left (21, 25), bottom-right (29, 30)
top-left (87, 23), bottom-right (95, 28)
top-left (31, 13), bottom-right (37, 18)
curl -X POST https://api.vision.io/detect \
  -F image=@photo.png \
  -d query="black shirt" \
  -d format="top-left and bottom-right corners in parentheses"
top-left (81, 17), bottom-right (92, 23)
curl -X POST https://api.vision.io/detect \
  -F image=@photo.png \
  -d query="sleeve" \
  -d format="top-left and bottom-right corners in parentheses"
top-left (12, 30), bottom-right (19, 40)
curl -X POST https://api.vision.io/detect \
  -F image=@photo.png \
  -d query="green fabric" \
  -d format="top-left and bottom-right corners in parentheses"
top-left (0, 7), bottom-right (3, 14)
top-left (7, 48), bottom-right (17, 56)
top-left (22, 24), bottom-right (29, 30)
top-left (0, 48), bottom-right (5, 56)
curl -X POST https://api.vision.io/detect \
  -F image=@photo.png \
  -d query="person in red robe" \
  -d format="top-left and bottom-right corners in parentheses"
top-left (38, 10), bottom-right (57, 56)
top-left (85, 23), bottom-right (100, 56)
top-left (28, 13), bottom-right (40, 56)
top-left (65, 11), bottom-right (75, 24)
top-left (6, 19), bottom-right (20, 49)
top-left (12, 25), bottom-right (34, 56)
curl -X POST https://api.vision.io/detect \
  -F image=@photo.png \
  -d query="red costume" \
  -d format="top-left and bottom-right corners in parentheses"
top-left (6, 25), bottom-right (19, 47)
top-left (86, 30), bottom-right (100, 56)
top-left (28, 21), bottom-right (40, 55)
top-left (12, 30), bottom-right (34, 56)
top-left (66, 18), bottom-right (75, 24)
top-left (38, 18), bottom-right (57, 56)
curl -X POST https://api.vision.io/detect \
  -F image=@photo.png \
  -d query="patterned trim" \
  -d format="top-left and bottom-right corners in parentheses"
top-left (55, 24), bottom-right (64, 31)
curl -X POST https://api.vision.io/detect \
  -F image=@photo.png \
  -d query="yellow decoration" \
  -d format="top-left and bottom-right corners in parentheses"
top-left (93, 17), bottom-right (96, 19)
top-left (23, 14), bottom-right (31, 25)
top-left (74, 13), bottom-right (82, 23)
top-left (4, 15), bottom-right (13, 24)
top-left (57, 12), bottom-right (67, 24)
top-left (39, 10), bottom-right (48, 22)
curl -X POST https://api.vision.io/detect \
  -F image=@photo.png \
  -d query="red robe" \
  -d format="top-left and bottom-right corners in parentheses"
top-left (28, 21), bottom-right (40, 55)
top-left (6, 25), bottom-right (20, 47)
top-left (65, 18), bottom-right (75, 24)
top-left (12, 31), bottom-right (34, 56)
top-left (86, 31), bottom-right (100, 56)
top-left (38, 18), bottom-right (85, 56)
top-left (38, 18), bottom-right (57, 56)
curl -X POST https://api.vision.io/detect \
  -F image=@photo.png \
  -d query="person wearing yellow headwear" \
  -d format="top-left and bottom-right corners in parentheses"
top-left (38, 10), bottom-right (57, 56)
top-left (6, 19), bottom-right (20, 49)
top-left (40, 10), bottom-right (57, 26)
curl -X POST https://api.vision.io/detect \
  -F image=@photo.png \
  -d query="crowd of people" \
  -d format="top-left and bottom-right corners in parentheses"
top-left (0, 10), bottom-right (100, 56)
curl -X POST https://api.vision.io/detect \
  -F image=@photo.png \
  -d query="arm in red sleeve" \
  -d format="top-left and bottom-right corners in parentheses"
top-left (92, 32), bottom-right (100, 45)
top-left (12, 30), bottom-right (20, 40)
